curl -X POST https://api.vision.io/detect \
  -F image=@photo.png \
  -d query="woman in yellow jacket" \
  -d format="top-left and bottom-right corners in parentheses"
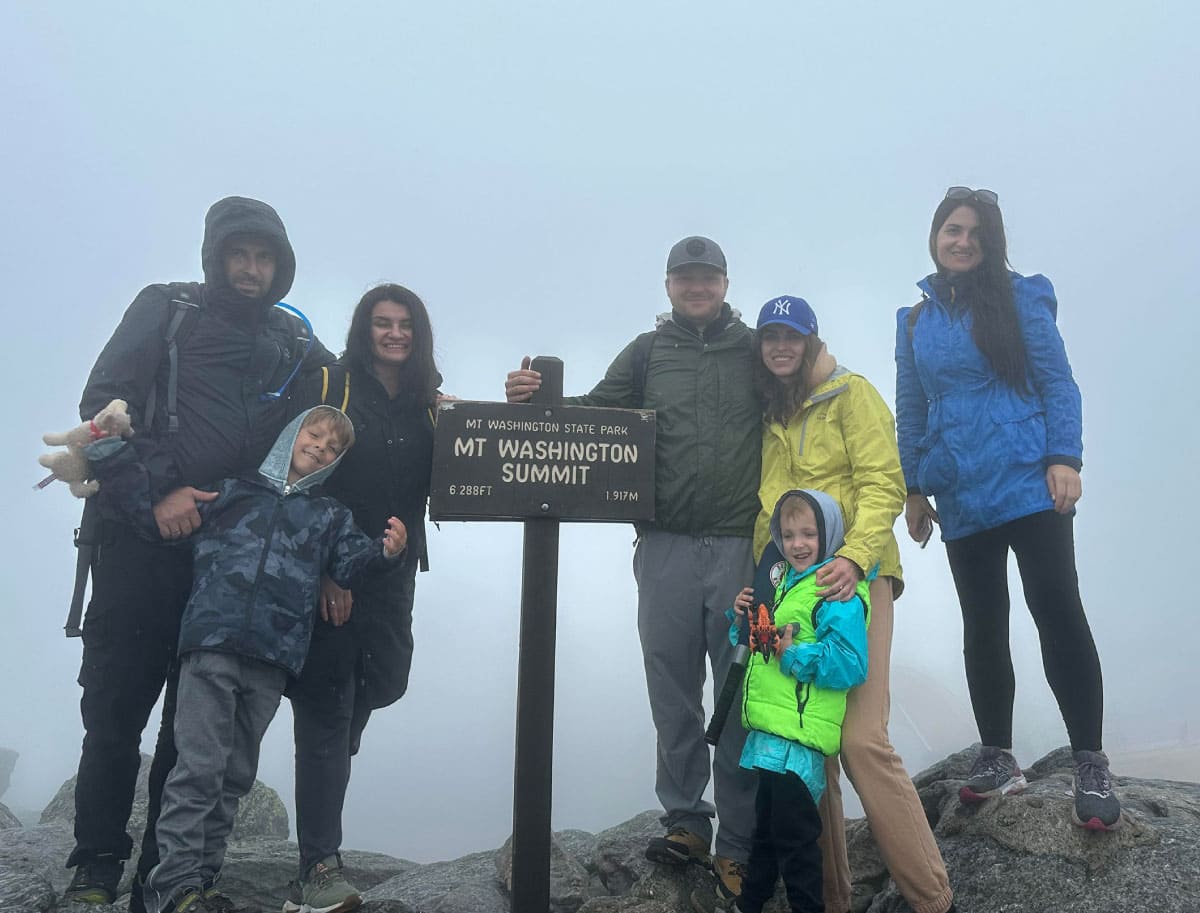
top-left (750, 296), bottom-right (955, 913)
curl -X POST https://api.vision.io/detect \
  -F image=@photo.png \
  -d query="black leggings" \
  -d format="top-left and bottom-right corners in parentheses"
top-left (945, 509), bottom-right (1103, 752)
top-left (739, 770), bottom-right (823, 913)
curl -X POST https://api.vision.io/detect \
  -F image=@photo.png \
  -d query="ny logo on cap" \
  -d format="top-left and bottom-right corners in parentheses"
top-left (772, 298), bottom-right (791, 315)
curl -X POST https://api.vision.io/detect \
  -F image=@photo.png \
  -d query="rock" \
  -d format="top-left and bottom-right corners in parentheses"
top-left (40, 753), bottom-right (289, 844)
top-left (852, 745), bottom-right (1200, 913)
top-left (0, 821), bottom-right (75, 894)
top-left (592, 810), bottom-right (661, 895)
top-left (2, 746), bottom-right (1196, 913)
top-left (0, 801), bottom-right (23, 830)
top-left (496, 829), bottom-right (600, 912)
top-left (216, 836), bottom-right (413, 911)
top-left (0, 869), bottom-right (56, 913)
top-left (365, 849), bottom-right (502, 912)
top-left (0, 747), bottom-right (17, 799)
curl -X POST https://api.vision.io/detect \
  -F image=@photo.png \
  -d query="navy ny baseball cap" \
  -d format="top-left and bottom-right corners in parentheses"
top-left (756, 296), bottom-right (819, 336)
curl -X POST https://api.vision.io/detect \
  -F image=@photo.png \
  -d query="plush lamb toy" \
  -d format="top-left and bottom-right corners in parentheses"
top-left (37, 399), bottom-right (133, 497)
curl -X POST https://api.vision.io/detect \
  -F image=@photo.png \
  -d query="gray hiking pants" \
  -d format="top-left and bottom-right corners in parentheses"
top-left (634, 530), bottom-right (756, 862)
top-left (145, 651), bottom-right (286, 912)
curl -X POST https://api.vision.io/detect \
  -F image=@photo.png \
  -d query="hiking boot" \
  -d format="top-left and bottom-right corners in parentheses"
top-left (688, 855), bottom-right (747, 913)
top-left (280, 879), bottom-right (303, 913)
top-left (959, 745), bottom-right (1027, 803)
top-left (645, 826), bottom-right (711, 865)
top-left (300, 855), bottom-right (362, 913)
top-left (711, 856), bottom-right (745, 903)
top-left (64, 853), bottom-right (124, 904)
top-left (162, 886), bottom-right (213, 913)
top-left (202, 880), bottom-right (252, 913)
top-left (689, 886), bottom-right (745, 913)
top-left (1072, 749), bottom-right (1121, 831)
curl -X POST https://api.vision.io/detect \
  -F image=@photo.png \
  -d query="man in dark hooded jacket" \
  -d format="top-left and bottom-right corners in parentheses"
top-left (64, 197), bottom-right (333, 907)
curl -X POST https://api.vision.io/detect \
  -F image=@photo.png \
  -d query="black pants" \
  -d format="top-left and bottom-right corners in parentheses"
top-left (945, 509), bottom-right (1103, 752)
top-left (288, 619), bottom-right (370, 877)
top-left (68, 523), bottom-right (191, 870)
top-left (287, 561), bottom-right (417, 876)
top-left (739, 770), bottom-right (823, 913)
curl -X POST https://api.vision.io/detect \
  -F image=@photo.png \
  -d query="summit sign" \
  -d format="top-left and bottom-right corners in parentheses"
top-left (429, 400), bottom-right (655, 522)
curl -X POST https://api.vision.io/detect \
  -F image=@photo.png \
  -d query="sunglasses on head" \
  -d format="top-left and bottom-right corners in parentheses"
top-left (945, 186), bottom-right (999, 206)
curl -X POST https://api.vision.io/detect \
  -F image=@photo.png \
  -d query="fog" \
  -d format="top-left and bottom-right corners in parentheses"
top-left (3, 1), bottom-right (1197, 865)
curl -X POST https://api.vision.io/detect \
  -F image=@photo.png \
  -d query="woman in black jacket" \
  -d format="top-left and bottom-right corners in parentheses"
top-left (285, 284), bottom-right (441, 913)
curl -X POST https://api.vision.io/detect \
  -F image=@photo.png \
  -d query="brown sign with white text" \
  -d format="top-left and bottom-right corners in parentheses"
top-left (429, 401), bottom-right (655, 522)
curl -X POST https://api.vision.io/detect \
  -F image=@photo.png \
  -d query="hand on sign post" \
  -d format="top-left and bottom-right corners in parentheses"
top-left (505, 355), bottom-right (542, 403)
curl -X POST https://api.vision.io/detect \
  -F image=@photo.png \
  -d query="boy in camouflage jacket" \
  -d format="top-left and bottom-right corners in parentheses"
top-left (87, 405), bottom-right (405, 913)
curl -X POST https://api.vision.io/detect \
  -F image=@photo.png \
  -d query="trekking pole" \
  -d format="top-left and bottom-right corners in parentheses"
top-left (704, 607), bottom-right (752, 746)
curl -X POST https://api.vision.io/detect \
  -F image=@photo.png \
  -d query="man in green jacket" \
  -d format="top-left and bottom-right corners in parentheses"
top-left (505, 236), bottom-right (760, 900)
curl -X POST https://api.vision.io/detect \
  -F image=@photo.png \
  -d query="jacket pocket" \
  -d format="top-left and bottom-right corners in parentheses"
top-left (915, 432), bottom-right (956, 496)
top-left (988, 398), bottom-right (1046, 468)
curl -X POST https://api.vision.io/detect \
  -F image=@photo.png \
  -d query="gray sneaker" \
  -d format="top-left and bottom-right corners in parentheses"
top-left (959, 745), bottom-right (1028, 803)
top-left (300, 855), bottom-right (361, 913)
top-left (1072, 749), bottom-right (1121, 831)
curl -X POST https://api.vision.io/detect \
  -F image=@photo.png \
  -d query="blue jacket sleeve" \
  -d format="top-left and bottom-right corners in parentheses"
top-left (1016, 275), bottom-right (1083, 469)
top-left (894, 307), bottom-right (928, 492)
top-left (779, 595), bottom-right (869, 691)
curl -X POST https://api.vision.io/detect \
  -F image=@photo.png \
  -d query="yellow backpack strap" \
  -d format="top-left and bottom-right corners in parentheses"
top-left (320, 366), bottom-right (330, 403)
top-left (340, 371), bottom-right (351, 412)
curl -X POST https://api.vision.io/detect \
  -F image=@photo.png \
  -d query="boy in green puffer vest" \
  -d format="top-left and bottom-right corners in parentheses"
top-left (724, 489), bottom-right (869, 913)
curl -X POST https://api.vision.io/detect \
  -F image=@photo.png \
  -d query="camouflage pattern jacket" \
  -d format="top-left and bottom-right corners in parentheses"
top-left (88, 408), bottom-right (396, 676)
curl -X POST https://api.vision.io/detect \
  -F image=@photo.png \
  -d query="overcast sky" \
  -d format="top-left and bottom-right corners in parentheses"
top-left (3, 1), bottom-right (1198, 865)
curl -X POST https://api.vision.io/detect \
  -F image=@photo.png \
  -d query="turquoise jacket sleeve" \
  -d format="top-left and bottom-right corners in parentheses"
top-left (779, 595), bottom-right (869, 691)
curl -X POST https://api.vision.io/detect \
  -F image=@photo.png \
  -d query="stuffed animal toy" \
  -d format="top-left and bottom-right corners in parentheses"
top-left (37, 399), bottom-right (133, 497)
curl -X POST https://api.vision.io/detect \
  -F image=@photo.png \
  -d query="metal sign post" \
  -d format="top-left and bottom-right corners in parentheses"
top-left (511, 356), bottom-right (562, 913)
top-left (427, 356), bottom-right (655, 913)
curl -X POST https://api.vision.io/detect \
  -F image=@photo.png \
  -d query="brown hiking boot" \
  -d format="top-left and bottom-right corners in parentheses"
top-left (712, 856), bottom-right (745, 902)
top-left (644, 826), bottom-right (711, 865)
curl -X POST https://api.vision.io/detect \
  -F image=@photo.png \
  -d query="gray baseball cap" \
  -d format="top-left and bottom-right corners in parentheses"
top-left (666, 236), bottom-right (727, 274)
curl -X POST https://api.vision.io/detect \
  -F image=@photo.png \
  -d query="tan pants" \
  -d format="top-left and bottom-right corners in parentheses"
top-left (818, 578), bottom-right (954, 913)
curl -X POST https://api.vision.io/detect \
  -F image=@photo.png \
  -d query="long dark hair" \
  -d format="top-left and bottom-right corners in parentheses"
top-left (752, 329), bottom-right (825, 426)
top-left (928, 197), bottom-right (1029, 392)
top-left (344, 283), bottom-right (440, 405)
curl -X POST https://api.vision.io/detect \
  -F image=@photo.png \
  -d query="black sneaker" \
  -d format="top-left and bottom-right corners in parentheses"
top-left (959, 745), bottom-right (1028, 803)
top-left (64, 853), bottom-right (125, 904)
top-left (1072, 749), bottom-right (1121, 831)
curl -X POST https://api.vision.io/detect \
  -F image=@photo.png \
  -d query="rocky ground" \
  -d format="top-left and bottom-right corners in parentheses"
top-left (1, 746), bottom-right (1197, 913)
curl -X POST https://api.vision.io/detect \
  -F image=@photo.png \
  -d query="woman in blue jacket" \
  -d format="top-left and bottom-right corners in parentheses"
top-left (895, 188), bottom-right (1119, 831)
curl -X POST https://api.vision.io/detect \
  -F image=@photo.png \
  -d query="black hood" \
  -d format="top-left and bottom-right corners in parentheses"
top-left (201, 196), bottom-right (296, 314)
